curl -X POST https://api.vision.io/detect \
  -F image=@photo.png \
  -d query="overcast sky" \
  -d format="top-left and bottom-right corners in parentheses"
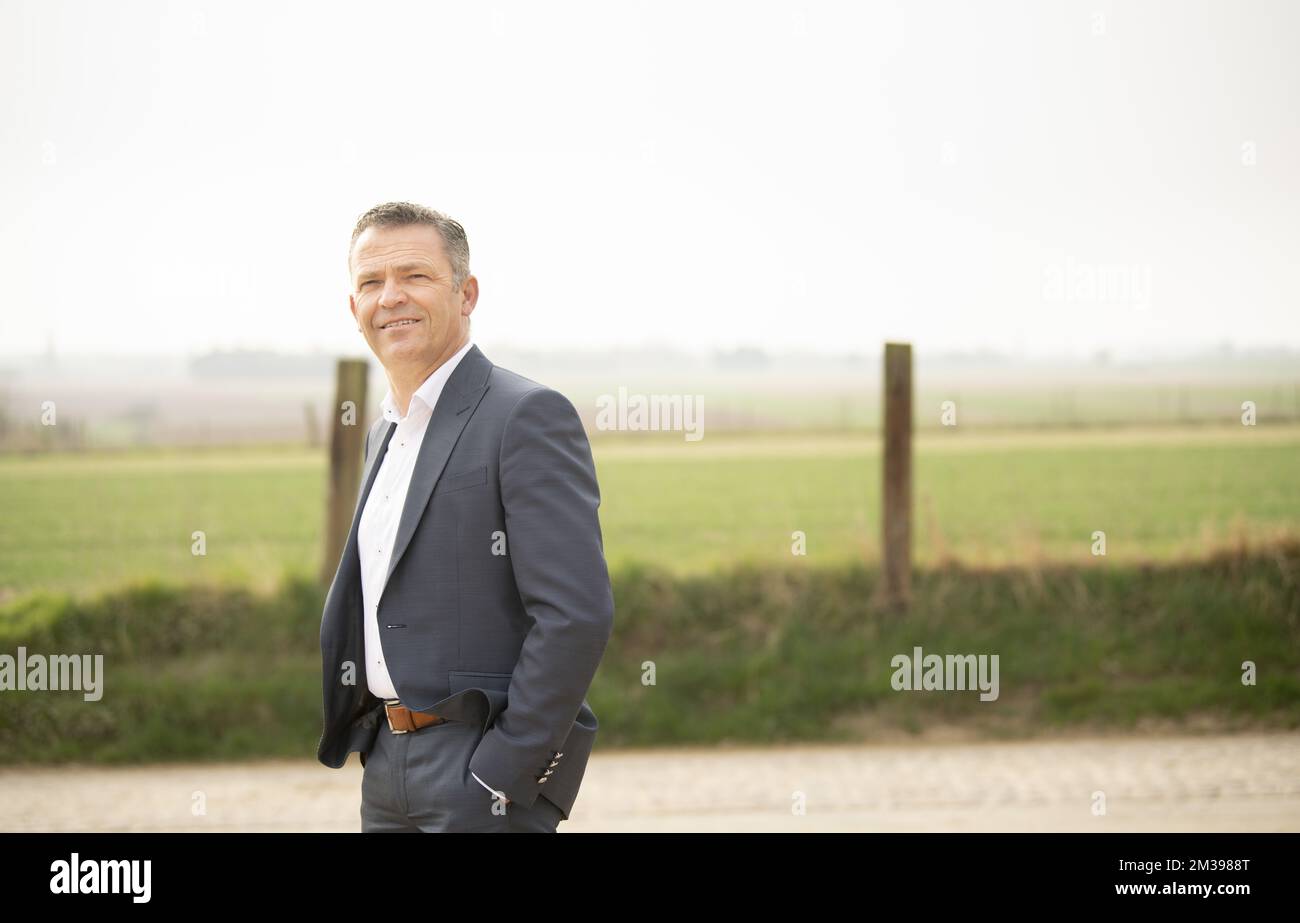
top-left (2, 0), bottom-right (1296, 360)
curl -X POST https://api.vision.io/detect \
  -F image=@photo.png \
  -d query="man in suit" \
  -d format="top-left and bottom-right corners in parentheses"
top-left (317, 201), bottom-right (615, 832)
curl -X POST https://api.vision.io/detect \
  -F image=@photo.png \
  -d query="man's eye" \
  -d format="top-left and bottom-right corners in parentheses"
top-left (360, 281), bottom-right (377, 288)
top-left (409, 274), bottom-right (428, 280)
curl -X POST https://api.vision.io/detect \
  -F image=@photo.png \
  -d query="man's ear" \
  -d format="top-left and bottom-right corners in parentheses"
top-left (461, 275), bottom-right (479, 316)
top-left (349, 294), bottom-right (359, 324)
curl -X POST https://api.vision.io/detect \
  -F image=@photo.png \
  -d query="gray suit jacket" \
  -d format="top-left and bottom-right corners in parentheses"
top-left (317, 343), bottom-right (615, 820)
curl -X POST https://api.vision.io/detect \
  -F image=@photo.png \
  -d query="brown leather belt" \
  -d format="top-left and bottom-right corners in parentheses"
top-left (383, 699), bottom-right (450, 734)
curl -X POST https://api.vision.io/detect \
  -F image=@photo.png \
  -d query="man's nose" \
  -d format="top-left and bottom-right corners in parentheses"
top-left (379, 279), bottom-right (407, 307)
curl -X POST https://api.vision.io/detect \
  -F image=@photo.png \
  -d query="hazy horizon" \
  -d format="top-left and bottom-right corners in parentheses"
top-left (2, 338), bottom-right (1299, 368)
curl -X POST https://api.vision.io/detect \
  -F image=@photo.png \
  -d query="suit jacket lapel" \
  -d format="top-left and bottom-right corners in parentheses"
top-left (382, 343), bottom-right (494, 591)
top-left (347, 417), bottom-right (396, 549)
top-left (321, 415), bottom-right (394, 699)
top-left (323, 417), bottom-right (396, 610)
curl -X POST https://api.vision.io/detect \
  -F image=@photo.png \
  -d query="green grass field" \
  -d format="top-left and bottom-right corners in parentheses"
top-left (1, 422), bottom-right (1298, 760)
top-left (1, 423), bottom-right (1298, 599)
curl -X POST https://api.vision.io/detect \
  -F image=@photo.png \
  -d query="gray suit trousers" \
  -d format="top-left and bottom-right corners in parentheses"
top-left (360, 709), bottom-right (565, 833)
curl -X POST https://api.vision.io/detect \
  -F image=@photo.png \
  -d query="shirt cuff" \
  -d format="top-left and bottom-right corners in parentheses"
top-left (471, 770), bottom-right (509, 803)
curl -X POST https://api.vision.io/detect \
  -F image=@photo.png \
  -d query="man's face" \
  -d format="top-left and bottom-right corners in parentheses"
top-left (349, 224), bottom-right (476, 371)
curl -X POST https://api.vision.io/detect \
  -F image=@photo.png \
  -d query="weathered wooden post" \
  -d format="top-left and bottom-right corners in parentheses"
top-left (321, 359), bottom-right (369, 584)
top-left (882, 342), bottom-right (912, 610)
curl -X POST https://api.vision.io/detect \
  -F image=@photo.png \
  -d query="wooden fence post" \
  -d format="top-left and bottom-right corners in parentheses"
top-left (321, 359), bottom-right (369, 585)
top-left (882, 342), bottom-right (912, 610)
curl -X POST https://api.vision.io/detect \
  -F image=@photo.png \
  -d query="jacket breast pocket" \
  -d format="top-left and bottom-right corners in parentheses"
top-left (433, 465), bottom-right (488, 496)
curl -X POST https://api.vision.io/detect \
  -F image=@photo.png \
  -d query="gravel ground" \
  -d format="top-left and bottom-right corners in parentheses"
top-left (2, 731), bottom-right (1297, 832)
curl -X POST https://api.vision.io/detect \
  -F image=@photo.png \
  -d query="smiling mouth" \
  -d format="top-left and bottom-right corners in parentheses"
top-left (380, 318), bottom-right (421, 330)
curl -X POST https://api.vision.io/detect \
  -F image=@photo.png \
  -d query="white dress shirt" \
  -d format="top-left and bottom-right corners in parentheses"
top-left (358, 337), bottom-right (507, 803)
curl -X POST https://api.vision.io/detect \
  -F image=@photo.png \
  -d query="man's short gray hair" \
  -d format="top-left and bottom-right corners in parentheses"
top-left (348, 201), bottom-right (471, 291)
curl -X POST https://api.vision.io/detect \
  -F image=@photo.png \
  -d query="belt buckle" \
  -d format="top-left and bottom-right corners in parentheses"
top-left (384, 700), bottom-right (411, 734)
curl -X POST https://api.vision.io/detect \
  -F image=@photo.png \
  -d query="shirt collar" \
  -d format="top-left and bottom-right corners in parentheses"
top-left (379, 337), bottom-right (475, 423)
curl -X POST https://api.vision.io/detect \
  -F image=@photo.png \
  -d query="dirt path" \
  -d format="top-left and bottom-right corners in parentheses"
top-left (2, 731), bottom-right (1297, 832)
